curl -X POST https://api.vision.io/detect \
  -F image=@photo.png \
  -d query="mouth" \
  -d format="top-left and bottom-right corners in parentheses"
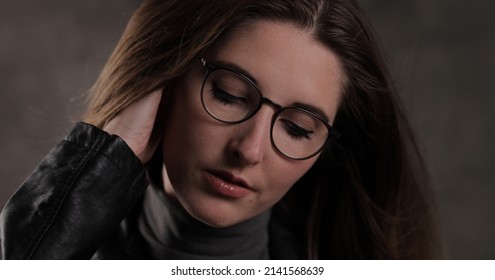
top-left (204, 170), bottom-right (253, 198)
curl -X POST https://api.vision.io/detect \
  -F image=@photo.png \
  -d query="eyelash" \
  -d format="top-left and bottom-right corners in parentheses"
top-left (279, 119), bottom-right (313, 140)
top-left (211, 82), bottom-right (246, 105)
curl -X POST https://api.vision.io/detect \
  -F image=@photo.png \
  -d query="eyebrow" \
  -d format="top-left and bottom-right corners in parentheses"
top-left (210, 59), bottom-right (259, 85)
top-left (210, 59), bottom-right (331, 123)
top-left (292, 102), bottom-right (330, 123)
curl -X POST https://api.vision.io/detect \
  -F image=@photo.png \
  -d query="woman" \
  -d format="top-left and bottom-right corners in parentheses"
top-left (0, 0), bottom-right (441, 259)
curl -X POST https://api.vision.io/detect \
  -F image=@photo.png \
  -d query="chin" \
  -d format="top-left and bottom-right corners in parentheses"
top-left (180, 197), bottom-right (252, 228)
top-left (197, 216), bottom-right (239, 228)
top-left (190, 207), bottom-right (247, 228)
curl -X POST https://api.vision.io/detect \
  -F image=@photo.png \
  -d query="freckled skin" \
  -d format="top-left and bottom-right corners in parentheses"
top-left (161, 20), bottom-right (343, 228)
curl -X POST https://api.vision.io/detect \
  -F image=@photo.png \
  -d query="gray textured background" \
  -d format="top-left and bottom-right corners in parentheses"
top-left (0, 1), bottom-right (493, 259)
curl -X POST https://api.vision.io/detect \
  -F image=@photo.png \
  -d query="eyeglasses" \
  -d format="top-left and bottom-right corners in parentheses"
top-left (199, 58), bottom-right (339, 160)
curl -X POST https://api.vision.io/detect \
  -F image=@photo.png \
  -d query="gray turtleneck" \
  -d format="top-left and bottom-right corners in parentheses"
top-left (136, 184), bottom-right (271, 259)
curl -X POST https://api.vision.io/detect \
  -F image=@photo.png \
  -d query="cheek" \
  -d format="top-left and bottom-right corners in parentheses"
top-left (163, 81), bottom-right (209, 148)
top-left (161, 87), bottom-right (230, 171)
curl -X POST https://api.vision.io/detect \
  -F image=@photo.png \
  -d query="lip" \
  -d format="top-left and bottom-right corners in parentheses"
top-left (204, 170), bottom-right (253, 198)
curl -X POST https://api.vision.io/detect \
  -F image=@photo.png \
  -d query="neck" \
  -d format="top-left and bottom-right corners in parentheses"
top-left (138, 183), bottom-right (270, 259)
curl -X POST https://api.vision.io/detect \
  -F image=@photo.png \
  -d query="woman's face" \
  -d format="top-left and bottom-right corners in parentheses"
top-left (161, 20), bottom-right (344, 227)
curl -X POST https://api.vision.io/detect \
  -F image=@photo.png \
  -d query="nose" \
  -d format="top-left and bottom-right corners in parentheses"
top-left (227, 106), bottom-right (273, 166)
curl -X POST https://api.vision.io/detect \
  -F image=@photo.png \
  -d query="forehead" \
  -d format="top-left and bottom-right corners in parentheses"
top-left (204, 20), bottom-right (344, 122)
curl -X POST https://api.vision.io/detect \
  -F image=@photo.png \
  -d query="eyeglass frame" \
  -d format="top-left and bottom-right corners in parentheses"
top-left (199, 57), bottom-right (340, 160)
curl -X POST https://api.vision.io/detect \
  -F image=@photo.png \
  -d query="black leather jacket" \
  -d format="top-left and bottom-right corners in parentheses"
top-left (0, 122), bottom-right (302, 259)
top-left (0, 123), bottom-right (148, 259)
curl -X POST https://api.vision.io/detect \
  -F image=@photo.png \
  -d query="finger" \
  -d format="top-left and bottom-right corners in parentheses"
top-left (103, 90), bottom-right (163, 162)
top-left (121, 90), bottom-right (163, 131)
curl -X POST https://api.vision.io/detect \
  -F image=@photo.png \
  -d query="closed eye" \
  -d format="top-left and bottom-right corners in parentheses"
top-left (279, 119), bottom-right (314, 140)
top-left (211, 81), bottom-right (247, 105)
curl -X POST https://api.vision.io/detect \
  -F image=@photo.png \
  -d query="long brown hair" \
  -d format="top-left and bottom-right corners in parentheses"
top-left (84, 0), bottom-right (441, 259)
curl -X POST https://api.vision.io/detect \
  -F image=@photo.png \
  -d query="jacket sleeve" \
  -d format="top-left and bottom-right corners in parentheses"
top-left (0, 122), bottom-right (148, 259)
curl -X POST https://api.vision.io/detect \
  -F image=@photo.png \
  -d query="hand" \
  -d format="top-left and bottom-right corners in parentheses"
top-left (103, 90), bottom-right (163, 164)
